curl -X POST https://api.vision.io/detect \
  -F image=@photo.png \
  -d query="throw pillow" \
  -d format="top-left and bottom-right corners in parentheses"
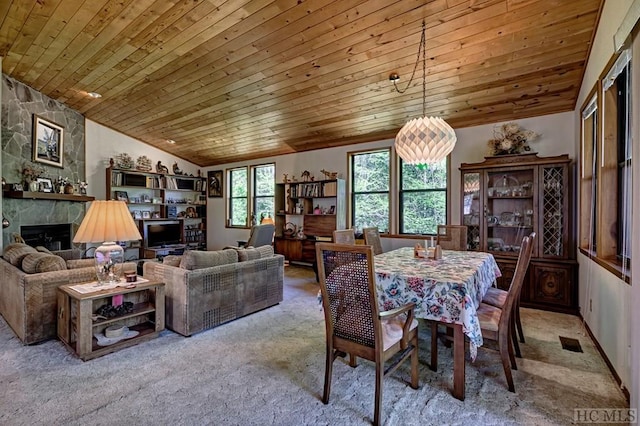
top-left (179, 249), bottom-right (238, 270)
top-left (35, 246), bottom-right (53, 254)
top-left (3, 243), bottom-right (38, 267)
top-left (21, 253), bottom-right (67, 273)
top-left (237, 245), bottom-right (274, 262)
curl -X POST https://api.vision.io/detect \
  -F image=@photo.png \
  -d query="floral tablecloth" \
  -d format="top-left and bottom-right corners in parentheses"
top-left (374, 247), bottom-right (501, 359)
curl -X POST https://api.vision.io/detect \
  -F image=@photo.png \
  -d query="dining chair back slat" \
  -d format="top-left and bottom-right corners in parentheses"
top-left (363, 227), bottom-right (383, 255)
top-left (436, 225), bottom-right (468, 251)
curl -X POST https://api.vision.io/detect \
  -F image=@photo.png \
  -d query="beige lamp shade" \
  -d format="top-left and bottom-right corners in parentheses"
top-left (73, 200), bottom-right (142, 243)
top-left (394, 116), bottom-right (457, 165)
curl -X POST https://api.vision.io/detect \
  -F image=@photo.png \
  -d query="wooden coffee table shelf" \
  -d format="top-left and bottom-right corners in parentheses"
top-left (57, 280), bottom-right (165, 360)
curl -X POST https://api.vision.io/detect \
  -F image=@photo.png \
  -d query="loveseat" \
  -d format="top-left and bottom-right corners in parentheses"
top-left (0, 243), bottom-right (136, 344)
top-left (143, 246), bottom-right (284, 337)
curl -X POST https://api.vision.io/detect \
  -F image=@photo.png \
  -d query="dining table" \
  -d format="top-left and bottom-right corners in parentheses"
top-left (373, 246), bottom-right (501, 400)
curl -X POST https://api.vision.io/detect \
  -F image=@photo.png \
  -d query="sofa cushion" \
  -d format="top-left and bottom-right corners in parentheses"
top-left (21, 253), bottom-right (67, 273)
top-left (66, 258), bottom-right (96, 269)
top-left (3, 243), bottom-right (38, 267)
top-left (35, 246), bottom-right (53, 254)
top-left (162, 255), bottom-right (182, 267)
top-left (238, 245), bottom-right (274, 262)
top-left (179, 249), bottom-right (238, 270)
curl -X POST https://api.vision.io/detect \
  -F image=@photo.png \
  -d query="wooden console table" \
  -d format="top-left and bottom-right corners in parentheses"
top-left (57, 280), bottom-right (165, 360)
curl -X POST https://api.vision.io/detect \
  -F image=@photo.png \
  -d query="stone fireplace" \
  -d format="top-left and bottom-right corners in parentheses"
top-left (1, 75), bottom-right (87, 248)
top-left (20, 224), bottom-right (72, 251)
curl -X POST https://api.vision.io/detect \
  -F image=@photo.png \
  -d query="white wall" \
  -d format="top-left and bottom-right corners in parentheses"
top-left (84, 119), bottom-right (201, 201)
top-left (573, 0), bottom-right (636, 400)
top-left (205, 111), bottom-right (575, 250)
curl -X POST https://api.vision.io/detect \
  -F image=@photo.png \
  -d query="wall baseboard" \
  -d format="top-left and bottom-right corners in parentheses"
top-left (579, 313), bottom-right (630, 402)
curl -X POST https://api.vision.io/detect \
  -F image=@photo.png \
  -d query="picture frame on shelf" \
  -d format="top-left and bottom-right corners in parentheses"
top-left (133, 211), bottom-right (142, 220)
top-left (142, 211), bottom-right (151, 219)
top-left (115, 190), bottom-right (129, 202)
top-left (32, 115), bottom-right (64, 168)
top-left (208, 170), bottom-right (223, 198)
top-left (329, 205), bottom-right (335, 214)
top-left (36, 177), bottom-right (53, 192)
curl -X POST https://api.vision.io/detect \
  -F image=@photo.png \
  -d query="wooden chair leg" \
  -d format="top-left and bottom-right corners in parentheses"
top-left (374, 361), bottom-right (383, 426)
top-left (323, 347), bottom-right (334, 404)
top-left (499, 337), bottom-right (515, 392)
top-left (349, 353), bottom-right (358, 367)
top-left (515, 301), bottom-right (525, 343)
top-left (507, 331), bottom-right (517, 370)
top-left (430, 321), bottom-right (438, 371)
top-left (511, 315), bottom-right (522, 358)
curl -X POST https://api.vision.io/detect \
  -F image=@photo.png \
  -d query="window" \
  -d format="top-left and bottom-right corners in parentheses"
top-left (399, 159), bottom-right (447, 234)
top-left (579, 93), bottom-right (598, 252)
top-left (349, 148), bottom-right (450, 235)
top-left (228, 167), bottom-right (248, 227)
top-left (601, 49), bottom-right (632, 272)
top-left (350, 150), bottom-right (390, 232)
top-left (581, 47), bottom-right (632, 279)
top-left (252, 164), bottom-right (275, 223)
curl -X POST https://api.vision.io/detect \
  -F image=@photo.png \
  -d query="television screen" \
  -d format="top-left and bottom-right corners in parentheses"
top-left (146, 222), bottom-right (182, 247)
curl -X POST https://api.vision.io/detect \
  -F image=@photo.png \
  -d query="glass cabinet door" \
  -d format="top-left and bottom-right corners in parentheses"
top-left (541, 165), bottom-right (568, 258)
top-left (485, 167), bottom-right (536, 257)
top-left (462, 172), bottom-right (481, 250)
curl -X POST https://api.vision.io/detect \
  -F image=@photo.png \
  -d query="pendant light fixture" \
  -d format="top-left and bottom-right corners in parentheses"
top-left (392, 20), bottom-right (456, 165)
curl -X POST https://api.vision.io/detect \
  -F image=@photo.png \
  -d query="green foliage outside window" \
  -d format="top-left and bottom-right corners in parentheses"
top-left (229, 168), bottom-right (248, 226)
top-left (400, 160), bottom-right (447, 235)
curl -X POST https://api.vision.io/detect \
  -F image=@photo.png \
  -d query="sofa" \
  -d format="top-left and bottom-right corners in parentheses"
top-left (0, 243), bottom-right (136, 344)
top-left (143, 245), bottom-right (284, 337)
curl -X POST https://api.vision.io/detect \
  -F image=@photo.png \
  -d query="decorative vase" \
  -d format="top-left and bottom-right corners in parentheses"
top-left (64, 183), bottom-right (75, 194)
top-left (29, 181), bottom-right (39, 192)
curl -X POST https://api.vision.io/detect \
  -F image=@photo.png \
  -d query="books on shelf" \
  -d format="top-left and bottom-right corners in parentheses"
top-left (289, 180), bottom-right (338, 198)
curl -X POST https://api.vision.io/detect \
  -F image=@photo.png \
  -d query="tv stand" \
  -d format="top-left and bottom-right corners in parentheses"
top-left (144, 245), bottom-right (186, 259)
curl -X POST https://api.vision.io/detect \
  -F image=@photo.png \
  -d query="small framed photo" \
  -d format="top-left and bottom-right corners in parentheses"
top-left (33, 115), bottom-right (64, 168)
top-left (329, 205), bottom-right (335, 215)
top-left (208, 170), bottom-right (223, 198)
top-left (115, 190), bottom-right (129, 202)
top-left (133, 211), bottom-right (142, 220)
top-left (37, 177), bottom-right (53, 193)
top-left (12, 183), bottom-right (23, 191)
top-left (142, 211), bottom-right (151, 219)
top-left (152, 211), bottom-right (161, 219)
top-left (142, 194), bottom-right (151, 203)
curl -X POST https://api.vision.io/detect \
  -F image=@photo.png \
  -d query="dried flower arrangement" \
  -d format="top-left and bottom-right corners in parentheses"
top-left (487, 122), bottom-right (539, 156)
top-left (21, 162), bottom-right (45, 183)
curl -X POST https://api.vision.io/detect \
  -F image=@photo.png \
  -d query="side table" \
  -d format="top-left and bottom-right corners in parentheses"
top-left (57, 280), bottom-right (165, 361)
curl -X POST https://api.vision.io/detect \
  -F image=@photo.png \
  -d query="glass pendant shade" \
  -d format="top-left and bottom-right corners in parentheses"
top-left (394, 116), bottom-right (457, 165)
top-left (73, 200), bottom-right (142, 284)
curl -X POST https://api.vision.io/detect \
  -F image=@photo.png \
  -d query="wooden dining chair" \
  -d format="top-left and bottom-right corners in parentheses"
top-left (436, 225), bottom-right (468, 250)
top-left (315, 243), bottom-right (419, 426)
top-left (362, 227), bottom-right (383, 255)
top-left (332, 229), bottom-right (355, 244)
top-left (430, 233), bottom-right (534, 393)
top-left (482, 232), bottom-right (536, 358)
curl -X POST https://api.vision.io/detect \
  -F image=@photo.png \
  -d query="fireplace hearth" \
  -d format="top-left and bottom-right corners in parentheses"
top-left (20, 224), bottom-right (72, 251)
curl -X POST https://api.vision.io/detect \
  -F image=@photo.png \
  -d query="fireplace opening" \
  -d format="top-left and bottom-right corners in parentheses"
top-left (20, 224), bottom-right (72, 251)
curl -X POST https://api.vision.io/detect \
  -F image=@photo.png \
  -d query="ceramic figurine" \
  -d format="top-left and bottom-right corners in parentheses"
top-left (156, 161), bottom-right (169, 174)
top-left (172, 162), bottom-right (183, 175)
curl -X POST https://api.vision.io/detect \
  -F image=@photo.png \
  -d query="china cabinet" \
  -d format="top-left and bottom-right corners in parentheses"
top-left (460, 153), bottom-right (577, 313)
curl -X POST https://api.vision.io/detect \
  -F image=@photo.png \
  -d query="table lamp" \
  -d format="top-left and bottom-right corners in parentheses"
top-left (73, 200), bottom-right (142, 284)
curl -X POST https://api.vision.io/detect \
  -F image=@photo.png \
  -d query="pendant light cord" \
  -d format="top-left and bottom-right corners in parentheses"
top-left (392, 19), bottom-right (427, 118)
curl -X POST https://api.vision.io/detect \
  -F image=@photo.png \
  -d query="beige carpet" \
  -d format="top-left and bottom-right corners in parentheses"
top-left (0, 265), bottom-right (627, 425)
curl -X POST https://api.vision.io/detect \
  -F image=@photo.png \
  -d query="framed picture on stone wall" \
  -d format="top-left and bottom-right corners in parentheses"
top-left (32, 115), bottom-right (64, 168)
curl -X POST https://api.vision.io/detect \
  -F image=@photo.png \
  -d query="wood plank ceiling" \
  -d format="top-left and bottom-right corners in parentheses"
top-left (0, 0), bottom-right (603, 167)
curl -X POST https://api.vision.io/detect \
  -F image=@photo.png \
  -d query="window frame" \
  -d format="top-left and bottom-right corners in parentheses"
top-left (349, 148), bottom-right (391, 234)
top-left (348, 147), bottom-right (451, 237)
top-left (579, 47), bottom-right (632, 282)
top-left (251, 163), bottom-right (275, 224)
top-left (398, 158), bottom-right (449, 235)
top-left (226, 166), bottom-right (249, 228)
